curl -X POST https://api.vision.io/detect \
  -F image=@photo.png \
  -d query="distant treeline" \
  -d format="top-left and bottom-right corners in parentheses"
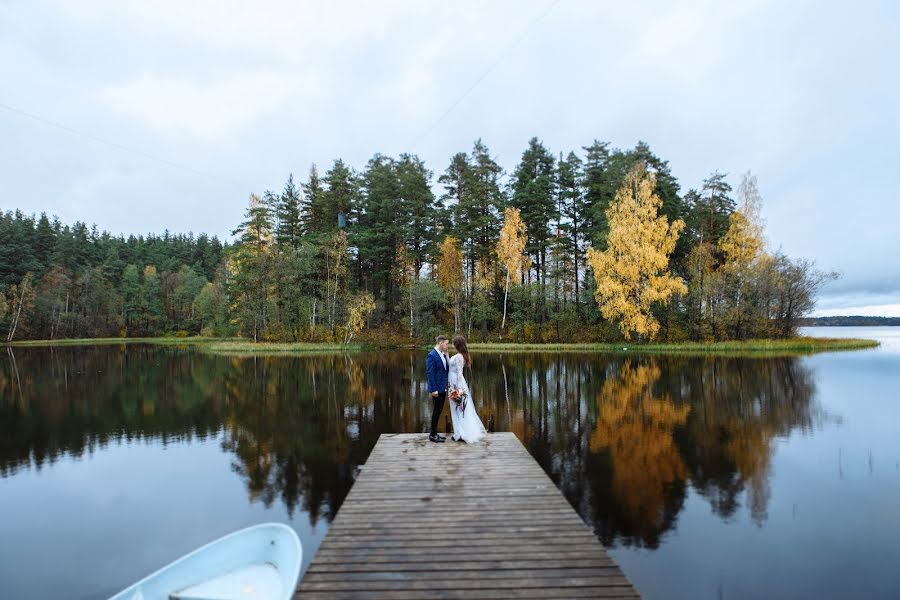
top-left (799, 316), bottom-right (900, 326)
top-left (2, 137), bottom-right (835, 344)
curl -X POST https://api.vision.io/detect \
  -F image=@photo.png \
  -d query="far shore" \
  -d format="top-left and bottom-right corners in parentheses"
top-left (5, 336), bottom-right (879, 357)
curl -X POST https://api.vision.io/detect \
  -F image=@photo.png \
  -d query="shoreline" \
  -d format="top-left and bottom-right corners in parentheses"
top-left (5, 336), bottom-right (880, 356)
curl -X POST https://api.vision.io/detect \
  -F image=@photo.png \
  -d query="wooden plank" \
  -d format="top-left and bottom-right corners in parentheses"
top-left (297, 588), bottom-right (639, 600)
top-left (306, 559), bottom-right (619, 571)
top-left (299, 577), bottom-right (633, 591)
top-left (295, 433), bottom-right (640, 599)
top-left (302, 568), bottom-right (626, 581)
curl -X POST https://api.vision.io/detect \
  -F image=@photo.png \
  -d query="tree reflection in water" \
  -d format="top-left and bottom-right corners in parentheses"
top-left (0, 346), bottom-right (820, 547)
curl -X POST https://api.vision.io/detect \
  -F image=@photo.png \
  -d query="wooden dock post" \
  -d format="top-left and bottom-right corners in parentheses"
top-left (296, 433), bottom-right (640, 599)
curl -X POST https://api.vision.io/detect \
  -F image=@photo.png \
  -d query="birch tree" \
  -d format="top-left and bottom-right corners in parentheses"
top-left (586, 164), bottom-right (686, 340)
top-left (718, 172), bottom-right (766, 338)
top-left (496, 207), bottom-right (528, 335)
top-left (437, 236), bottom-right (464, 332)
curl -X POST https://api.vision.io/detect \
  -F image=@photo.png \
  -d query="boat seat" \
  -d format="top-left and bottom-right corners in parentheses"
top-left (169, 563), bottom-right (283, 600)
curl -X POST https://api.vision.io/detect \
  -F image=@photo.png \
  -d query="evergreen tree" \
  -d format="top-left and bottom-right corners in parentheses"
top-left (140, 265), bottom-right (162, 334)
top-left (34, 212), bottom-right (56, 274)
top-left (276, 174), bottom-right (304, 249)
top-left (121, 264), bottom-right (141, 335)
top-left (558, 151), bottom-right (585, 310)
top-left (319, 159), bottom-right (358, 234)
top-left (467, 140), bottom-right (505, 276)
top-left (397, 153), bottom-right (437, 276)
top-left (685, 171), bottom-right (736, 251)
top-left (511, 137), bottom-right (555, 311)
top-left (230, 194), bottom-right (275, 341)
top-left (582, 140), bottom-right (614, 248)
top-left (301, 164), bottom-right (324, 233)
top-left (438, 152), bottom-right (470, 234)
top-left (357, 154), bottom-right (402, 311)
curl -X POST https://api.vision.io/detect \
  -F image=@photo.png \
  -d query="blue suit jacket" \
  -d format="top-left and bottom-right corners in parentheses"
top-left (426, 348), bottom-right (449, 395)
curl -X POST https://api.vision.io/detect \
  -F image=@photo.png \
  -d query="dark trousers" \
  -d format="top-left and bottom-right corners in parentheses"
top-left (430, 391), bottom-right (446, 435)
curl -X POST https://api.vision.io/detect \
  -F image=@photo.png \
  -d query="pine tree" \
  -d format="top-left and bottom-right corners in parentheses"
top-left (467, 140), bottom-right (505, 276)
top-left (582, 140), bottom-right (614, 248)
top-left (276, 173), bottom-right (304, 249)
top-left (511, 137), bottom-right (556, 296)
top-left (34, 212), bottom-right (56, 275)
top-left (301, 164), bottom-right (324, 234)
top-left (686, 171), bottom-right (735, 250)
top-left (438, 152), bottom-right (470, 235)
top-left (121, 264), bottom-right (141, 335)
top-left (358, 154), bottom-right (402, 311)
top-left (140, 265), bottom-right (162, 334)
top-left (321, 159), bottom-right (358, 233)
top-left (557, 151), bottom-right (584, 310)
top-left (230, 194), bottom-right (275, 341)
top-left (397, 153), bottom-right (437, 277)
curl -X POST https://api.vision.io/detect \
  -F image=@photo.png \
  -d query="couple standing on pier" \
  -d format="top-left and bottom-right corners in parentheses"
top-left (425, 335), bottom-right (486, 444)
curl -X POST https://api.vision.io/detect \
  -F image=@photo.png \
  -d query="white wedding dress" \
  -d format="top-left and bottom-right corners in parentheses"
top-left (448, 353), bottom-right (486, 443)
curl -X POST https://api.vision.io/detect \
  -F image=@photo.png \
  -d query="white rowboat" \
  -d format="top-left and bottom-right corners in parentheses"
top-left (108, 523), bottom-right (302, 600)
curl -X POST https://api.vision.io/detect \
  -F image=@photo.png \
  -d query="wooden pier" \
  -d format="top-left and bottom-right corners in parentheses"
top-left (295, 433), bottom-right (640, 599)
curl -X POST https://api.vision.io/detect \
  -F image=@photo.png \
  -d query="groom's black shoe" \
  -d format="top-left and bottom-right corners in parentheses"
top-left (429, 433), bottom-right (446, 443)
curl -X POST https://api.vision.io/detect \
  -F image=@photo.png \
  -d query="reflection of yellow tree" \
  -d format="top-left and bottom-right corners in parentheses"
top-left (347, 360), bottom-right (376, 407)
top-left (590, 361), bottom-right (690, 527)
top-left (724, 424), bottom-right (773, 522)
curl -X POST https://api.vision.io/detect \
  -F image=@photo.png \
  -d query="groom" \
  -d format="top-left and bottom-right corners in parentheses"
top-left (425, 335), bottom-right (450, 443)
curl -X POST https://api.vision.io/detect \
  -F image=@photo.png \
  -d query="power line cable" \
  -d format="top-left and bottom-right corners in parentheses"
top-left (0, 101), bottom-right (250, 189)
top-left (410, 0), bottom-right (561, 149)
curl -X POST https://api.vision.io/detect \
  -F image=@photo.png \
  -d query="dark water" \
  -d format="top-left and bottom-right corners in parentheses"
top-left (1, 328), bottom-right (899, 599)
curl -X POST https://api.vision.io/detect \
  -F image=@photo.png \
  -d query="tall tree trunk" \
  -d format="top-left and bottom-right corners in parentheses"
top-left (7, 280), bottom-right (29, 342)
top-left (573, 219), bottom-right (580, 315)
top-left (501, 271), bottom-right (510, 339)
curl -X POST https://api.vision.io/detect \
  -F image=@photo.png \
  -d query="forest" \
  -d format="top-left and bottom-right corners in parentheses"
top-left (0, 137), bottom-right (834, 344)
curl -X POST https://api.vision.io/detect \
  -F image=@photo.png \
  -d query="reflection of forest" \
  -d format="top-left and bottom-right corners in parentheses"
top-left (1, 347), bottom-right (819, 547)
top-left (0, 347), bottom-right (426, 524)
top-left (478, 353), bottom-right (820, 548)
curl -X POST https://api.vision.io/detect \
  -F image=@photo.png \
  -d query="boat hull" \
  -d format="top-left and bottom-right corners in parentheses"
top-left (108, 523), bottom-right (302, 600)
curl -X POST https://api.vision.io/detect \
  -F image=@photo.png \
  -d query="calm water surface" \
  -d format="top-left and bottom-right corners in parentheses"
top-left (1, 327), bottom-right (898, 599)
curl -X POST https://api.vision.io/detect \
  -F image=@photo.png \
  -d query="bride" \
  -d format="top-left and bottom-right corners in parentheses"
top-left (448, 335), bottom-right (486, 443)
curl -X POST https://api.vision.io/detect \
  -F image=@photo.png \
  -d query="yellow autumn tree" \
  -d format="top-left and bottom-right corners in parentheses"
top-left (436, 236), bottom-right (464, 331)
top-left (344, 292), bottom-right (375, 344)
top-left (718, 172), bottom-right (766, 338)
top-left (496, 207), bottom-right (528, 335)
top-left (586, 164), bottom-right (686, 340)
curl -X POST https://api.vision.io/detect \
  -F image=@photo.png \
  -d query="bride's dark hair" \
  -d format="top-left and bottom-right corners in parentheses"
top-left (452, 335), bottom-right (471, 367)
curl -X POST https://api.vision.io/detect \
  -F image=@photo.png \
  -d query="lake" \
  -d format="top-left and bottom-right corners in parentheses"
top-left (1, 327), bottom-right (899, 599)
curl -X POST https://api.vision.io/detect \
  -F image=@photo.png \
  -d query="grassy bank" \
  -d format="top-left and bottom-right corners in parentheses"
top-left (5, 336), bottom-right (233, 347)
top-left (202, 341), bottom-right (361, 356)
top-left (5, 337), bottom-right (361, 356)
top-left (470, 337), bottom-right (879, 356)
top-left (6, 336), bottom-right (878, 357)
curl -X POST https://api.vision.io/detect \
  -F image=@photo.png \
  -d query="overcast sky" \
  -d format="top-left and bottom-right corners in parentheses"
top-left (2, 1), bottom-right (898, 316)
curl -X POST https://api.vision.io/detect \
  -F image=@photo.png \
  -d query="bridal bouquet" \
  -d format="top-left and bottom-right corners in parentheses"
top-left (448, 385), bottom-right (468, 416)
